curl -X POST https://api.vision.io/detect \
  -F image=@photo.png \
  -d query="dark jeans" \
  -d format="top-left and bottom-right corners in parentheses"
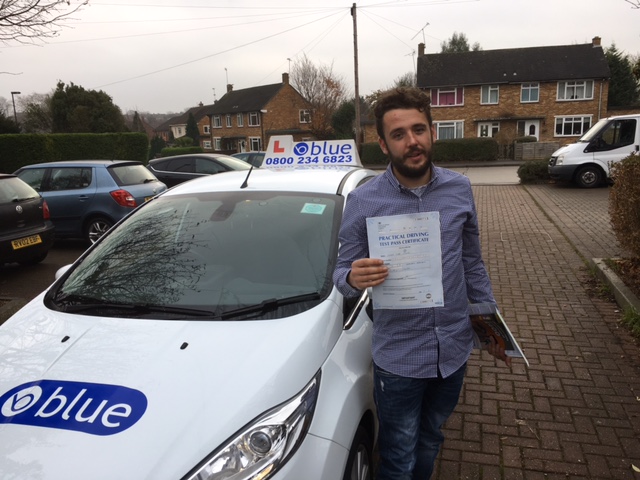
top-left (373, 362), bottom-right (467, 480)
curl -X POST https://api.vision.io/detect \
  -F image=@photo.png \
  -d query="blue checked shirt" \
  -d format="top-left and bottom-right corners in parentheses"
top-left (333, 165), bottom-right (495, 379)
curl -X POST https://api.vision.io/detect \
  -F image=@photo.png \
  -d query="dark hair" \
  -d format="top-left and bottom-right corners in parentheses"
top-left (374, 87), bottom-right (433, 139)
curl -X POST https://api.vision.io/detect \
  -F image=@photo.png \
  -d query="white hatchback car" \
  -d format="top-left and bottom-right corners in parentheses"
top-left (0, 166), bottom-right (377, 480)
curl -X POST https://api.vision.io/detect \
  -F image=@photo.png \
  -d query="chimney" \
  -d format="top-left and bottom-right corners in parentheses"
top-left (227, 84), bottom-right (233, 93)
top-left (592, 36), bottom-right (601, 47)
top-left (418, 43), bottom-right (425, 56)
top-left (198, 102), bottom-right (203, 107)
top-left (282, 72), bottom-right (289, 85)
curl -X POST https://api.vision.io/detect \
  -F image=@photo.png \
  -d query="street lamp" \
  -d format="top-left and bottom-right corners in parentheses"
top-left (11, 91), bottom-right (21, 124)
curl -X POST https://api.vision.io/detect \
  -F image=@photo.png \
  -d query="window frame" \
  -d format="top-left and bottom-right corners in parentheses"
top-left (299, 109), bottom-right (311, 124)
top-left (248, 112), bottom-right (260, 127)
top-left (520, 83), bottom-right (540, 103)
top-left (434, 120), bottom-right (464, 139)
top-left (213, 137), bottom-right (222, 150)
top-left (226, 114), bottom-right (232, 128)
top-left (212, 115), bottom-right (222, 128)
top-left (557, 80), bottom-right (594, 101)
top-left (249, 137), bottom-right (261, 151)
top-left (477, 121), bottom-right (500, 138)
top-left (430, 87), bottom-right (464, 107)
top-left (237, 113), bottom-right (244, 127)
top-left (480, 85), bottom-right (499, 105)
top-left (554, 115), bottom-right (593, 137)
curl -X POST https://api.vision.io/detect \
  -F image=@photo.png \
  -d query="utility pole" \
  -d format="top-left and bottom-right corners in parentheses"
top-left (351, 3), bottom-right (362, 153)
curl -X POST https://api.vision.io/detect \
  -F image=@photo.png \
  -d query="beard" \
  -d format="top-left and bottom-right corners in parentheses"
top-left (389, 147), bottom-right (432, 179)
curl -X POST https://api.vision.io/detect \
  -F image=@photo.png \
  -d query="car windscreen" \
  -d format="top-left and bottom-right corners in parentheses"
top-left (47, 191), bottom-right (342, 320)
top-left (110, 164), bottom-right (160, 186)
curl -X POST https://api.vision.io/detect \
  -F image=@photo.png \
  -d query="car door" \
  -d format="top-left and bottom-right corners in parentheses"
top-left (40, 167), bottom-right (96, 236)
top-left (194, 157), bottom-right (227, 175)
top-left (588, 118), bottom-right (638, 172)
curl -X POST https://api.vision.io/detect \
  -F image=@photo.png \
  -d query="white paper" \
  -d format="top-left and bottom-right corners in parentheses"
top-left (366, 212), bottom-right (443, 309)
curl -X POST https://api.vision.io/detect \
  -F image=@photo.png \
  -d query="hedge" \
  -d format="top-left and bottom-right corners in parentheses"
top-left (359, 137), bottom-right (499, 167)
top-left (0, 133), bottom-right (149, 173)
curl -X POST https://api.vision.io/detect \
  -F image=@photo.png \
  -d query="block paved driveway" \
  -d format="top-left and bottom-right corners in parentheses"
top-left (434, 182), bottom-right (640, 480)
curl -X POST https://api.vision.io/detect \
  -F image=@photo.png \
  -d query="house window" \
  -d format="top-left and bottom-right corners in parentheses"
top-left (477, 122), bottom-right (500, 137)
top-left (237, 113), bottom-right (244, 127)
top-left (521, 83), bottom-right (539, 103)
top-left (226, 114), bottom-right (232, 127)
top-left (213, 137), bottom-right (221, 150)
top-left (557, 80), bottom-right (594, 101)
top-left (430, 87), bottom-right (464, 107)
top-left (554, 116), bottom-right (592, 137)
top-left (176, 127), bottom-right (184, 136)
top-left (213, 115), bottom-right (222, 128)
top-left (434, 121), bottom-right (464, 139)
top-left (299, 109), bottom-right (311, 123)
top-left (249, 137), bottom-right (261, 151)
top-left (249, 112), bottom-right (260, 126)
top-left (480, 85), bottom-right (499, 105)
top-left (203, 125), bottom-right (211, 134)
top-left (202, 140), bottom-right (212, 149)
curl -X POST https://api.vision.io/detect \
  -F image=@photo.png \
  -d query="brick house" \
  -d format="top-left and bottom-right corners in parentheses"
top-left (153, 103), bottom-right (211, 147)
top-left (415, 36), bottom-right (611, 147)
top-left (201, 73), bottom-right (315, 153)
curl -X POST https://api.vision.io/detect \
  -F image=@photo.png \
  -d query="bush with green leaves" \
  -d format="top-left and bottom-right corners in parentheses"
top-left (517, 160), bottom-right (549, 184)
top-left (609, 153), bottom-right (640, 257)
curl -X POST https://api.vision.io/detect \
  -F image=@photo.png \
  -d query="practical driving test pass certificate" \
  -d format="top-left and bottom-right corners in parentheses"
top-left (366, 212), bottom-right (443, 309)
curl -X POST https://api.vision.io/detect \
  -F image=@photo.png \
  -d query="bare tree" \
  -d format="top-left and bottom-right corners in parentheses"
top-left (19, 92), bottom-right (53, 133)
top-left (624, 0), bottom-right (640, 8)
top-left (0, 0), bottom-right (89, 45)
top-left (290, 53), bottom-right (349, 138)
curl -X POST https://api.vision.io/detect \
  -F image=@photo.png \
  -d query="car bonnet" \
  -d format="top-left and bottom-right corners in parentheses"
top-left (0, 292), bottom-right (343, 479)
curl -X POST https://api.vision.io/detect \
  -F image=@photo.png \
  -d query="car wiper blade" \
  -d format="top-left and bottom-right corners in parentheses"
top-left (218, 292), bottom-right (321, 320)
top-left (12, 196), bottom-right (37, 202)
top-left (54, 294), bottom-right (214, 318)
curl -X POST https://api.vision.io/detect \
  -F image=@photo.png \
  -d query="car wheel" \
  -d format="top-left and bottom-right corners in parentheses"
top-left (575, 165), bottom-right (603, 188)
top-left (18, 251), bottom-right (48, 266)
top-left (343, 425), bottom-right (373, 480)
top-left (85, 217), bottom-right (113, 244)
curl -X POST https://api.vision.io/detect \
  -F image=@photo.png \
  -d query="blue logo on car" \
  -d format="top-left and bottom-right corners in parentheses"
top-left (293, 143), bottom-right (309, 156)
top-left (0, 380), bottom-right (148, 436)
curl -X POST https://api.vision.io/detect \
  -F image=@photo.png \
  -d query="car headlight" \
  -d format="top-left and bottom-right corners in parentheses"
top-left (556, 155), bottom-right (564, 165)
top-left (184, 371), bottom-right (320, 480)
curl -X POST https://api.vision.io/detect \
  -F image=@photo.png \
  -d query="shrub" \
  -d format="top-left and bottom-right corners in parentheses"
top-left (609, 153), bottom-right (640, 257)
top-left (160, 146), bottom-right (203, 157)
top-left (517, 160), bottom-right (549, 184)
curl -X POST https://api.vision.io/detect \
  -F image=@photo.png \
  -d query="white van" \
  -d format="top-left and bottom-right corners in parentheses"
top-left (548, 114), bottom-right (639, 188)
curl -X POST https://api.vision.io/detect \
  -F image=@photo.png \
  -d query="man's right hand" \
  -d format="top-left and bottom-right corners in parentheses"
top-left (347, 258), bottom-right (389, 290)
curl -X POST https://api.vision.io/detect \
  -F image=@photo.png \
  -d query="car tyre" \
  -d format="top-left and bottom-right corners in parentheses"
top-left (575, 165), bottom-right (603, 188)
top-left (85, 217), bottom-right (113, 244)
top-left (343, 425), bottom-right (373, 480)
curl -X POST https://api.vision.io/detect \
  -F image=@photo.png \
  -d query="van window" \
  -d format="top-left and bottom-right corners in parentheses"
top-left (588, 119), bottom-right (636, 152)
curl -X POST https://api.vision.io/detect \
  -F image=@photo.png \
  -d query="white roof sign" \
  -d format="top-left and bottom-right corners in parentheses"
top-left (263, 136), bottom-right (362, 169)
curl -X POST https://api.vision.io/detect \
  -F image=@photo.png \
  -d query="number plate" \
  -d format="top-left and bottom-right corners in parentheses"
top-left (11, 234), bottom-right (42, 250)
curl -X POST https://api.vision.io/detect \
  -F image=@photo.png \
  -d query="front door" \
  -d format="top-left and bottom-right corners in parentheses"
top-left (524, 120), bottom-right (540, 140)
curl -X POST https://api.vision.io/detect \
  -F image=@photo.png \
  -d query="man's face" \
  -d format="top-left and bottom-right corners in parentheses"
top-left (378, 108), bottom-right (436, 181)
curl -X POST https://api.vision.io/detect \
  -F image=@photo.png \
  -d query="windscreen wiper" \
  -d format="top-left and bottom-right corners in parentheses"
top-left (54, 294), bottom-right (214, 318)
top-left (217, 292), bottom-right (321, 320)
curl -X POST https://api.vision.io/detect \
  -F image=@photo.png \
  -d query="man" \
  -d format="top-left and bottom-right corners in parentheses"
top-left (333, 87), bottom-right (508, 479)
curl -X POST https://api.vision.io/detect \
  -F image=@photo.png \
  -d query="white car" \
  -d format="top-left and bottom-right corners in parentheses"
top-left (0, 166), bottom-right (378, 480)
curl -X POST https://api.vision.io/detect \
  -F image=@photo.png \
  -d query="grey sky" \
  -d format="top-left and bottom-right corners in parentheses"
top-left (1, 0), bottom-right (638, 115)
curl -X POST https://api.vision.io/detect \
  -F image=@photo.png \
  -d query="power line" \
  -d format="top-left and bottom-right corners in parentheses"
top-left (95, 9), bottom-right (345, 88)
